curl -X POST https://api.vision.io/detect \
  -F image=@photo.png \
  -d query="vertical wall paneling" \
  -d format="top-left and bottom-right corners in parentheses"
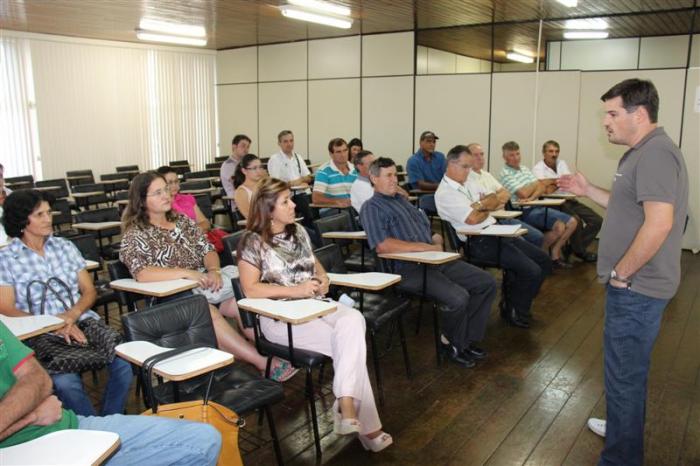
top-left (415, 74), bottom-right (491, 156)
top-left (308, 36), bottom-right (361, 79)
top-left (362, 31), bottom-right (414, 77)
top-left (308, 79), bottom-right (361, 163)
top-left (361, 76), bottom-right (414, 164)
top-left (217, 83), bottom-right (259, 156)
top-left (488, 72), bottom-right (537, 177)
top-left (680, 68), bottom-right (700, 251)
top-left (216, 46), bottom-right (257, 84)
top-left (258, 81), bottom-right (308, 158)
top-left (258, 42), bottom-right (307, 82)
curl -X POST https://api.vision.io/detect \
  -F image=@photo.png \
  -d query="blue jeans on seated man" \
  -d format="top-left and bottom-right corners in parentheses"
top-left (499, 218), bottom-right (544, 247)
top-left (599, 284), bottom-right (669, 466)
top-left (52, 356), bottom-right (132, 416)
top-left (466, 236), bottom-right (551, 320)
top-left (78, 414), bottom-right (221, 466)
top-left (520, 206), bottom-right (572, 231)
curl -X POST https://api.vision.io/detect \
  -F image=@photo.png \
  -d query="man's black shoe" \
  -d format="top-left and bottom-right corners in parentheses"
top-left (575, 252), bottom-right (598, 262)
top-left (463, 344), bottom-right (487, 360)
top-left (506, 307), bottom-right (530, 329)
top-left (440, 342), bottom-right (476, 368)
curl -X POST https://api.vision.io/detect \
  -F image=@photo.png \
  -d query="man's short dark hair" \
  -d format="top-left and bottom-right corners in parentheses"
top-left (368, 157), bottom-right (396, 178)
top-left (601, 78), bottom-right (659, 123)
top-left (542, 140), bottom-right (560, 153)
top-left (353, 150), bottom-right (374, 167)
top-left (277, 130), bottom-right (293, 142)
top-left (156, 165), bottom-right (177, 176)
top-left (2, 190), bottom-right (53, 237)
top-left (502, 141), bottom-right (520, 153)
top-left (232, 134), bottom-right (252, 146)
top-left (446, 145), bottom-right (469, 162)
top-left (328, 137), bottom-right (347, 154)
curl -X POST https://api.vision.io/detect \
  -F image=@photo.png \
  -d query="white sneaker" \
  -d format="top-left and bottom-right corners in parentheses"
top-left (587, 418), bottom-right (606, 437)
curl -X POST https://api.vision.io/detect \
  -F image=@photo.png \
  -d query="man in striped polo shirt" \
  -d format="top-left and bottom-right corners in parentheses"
top-left (498, 141), bottom-right (577, 269)
top-left (312, 137), bottom-right (358, 208)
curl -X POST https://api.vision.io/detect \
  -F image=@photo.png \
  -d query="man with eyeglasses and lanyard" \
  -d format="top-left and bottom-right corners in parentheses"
top-left (267, 130), bottom-right (314, 227)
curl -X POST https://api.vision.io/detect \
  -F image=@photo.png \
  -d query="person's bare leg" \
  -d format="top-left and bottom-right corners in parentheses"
top-left (542, 228), bottom-right (562, 256)
top-left (218, 298), bottom-right (255, 341)
top-left (209, 305), bottom-right (268, 371)
top-left (338, 396), bottom-right (357, 419)
top-left (551, 218), bottom-right (578, 260)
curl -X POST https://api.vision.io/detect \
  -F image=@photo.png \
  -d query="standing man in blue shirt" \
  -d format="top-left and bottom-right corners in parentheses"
top-left (406, 131), bottom-right (447, 191)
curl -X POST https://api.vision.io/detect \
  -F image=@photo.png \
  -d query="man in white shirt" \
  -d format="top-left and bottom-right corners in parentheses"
top-left (466, 143), bottom-right (545, 248)
top-left (220, 134), bottom-right (251, 211)
top-left (267, 130), bottom-right (314, 225)
top-left (436, 145), bottom-right (551, 329)
top-left (533, 140), bottom-right (602, 262)
top-left (350, 150), bottom-right (376, 213)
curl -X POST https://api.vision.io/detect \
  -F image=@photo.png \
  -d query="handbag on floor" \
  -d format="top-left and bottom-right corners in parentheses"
top-left (25, 277), bottom-right (122, 374)
top-left (140, 345), bottom-right (244, 466)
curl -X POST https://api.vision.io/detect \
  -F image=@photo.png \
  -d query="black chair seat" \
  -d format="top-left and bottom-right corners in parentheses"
top-left (153, 367), bottom-right (284, 415)
top-left (257, 339), bottom-right (329, 368)
top-left (343, 253), bottom-right (375, 272)
top-left (360, 294), bottom-right (411, 331)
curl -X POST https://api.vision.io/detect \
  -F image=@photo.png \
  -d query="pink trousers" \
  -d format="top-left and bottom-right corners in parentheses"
top-left (260, 303), bottom-right (381, 435)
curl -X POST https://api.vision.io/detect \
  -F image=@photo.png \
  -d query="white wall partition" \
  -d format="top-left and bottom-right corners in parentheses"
top-left (681, 69), bottom-right (700, 251)
top-left (258, 81), bottom-right (307, 158)
top-left (308, 79), bottom-right (360, 162)
top-left (217, 83), bottom-right (259, 155)
top-left (309, 36), bottom-right (360, 79)
top-left (415, 73), bottom-right (491, 156)
top-left (258, 42), bottom-right (306, 82)
top-left (362, 31), bottom-right (414, 77)
top-left (362, 76), bottom-right (414, 163)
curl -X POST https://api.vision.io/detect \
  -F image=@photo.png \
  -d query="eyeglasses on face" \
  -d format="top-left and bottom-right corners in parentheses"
top-left (146, 186), bottom-right (172, 197)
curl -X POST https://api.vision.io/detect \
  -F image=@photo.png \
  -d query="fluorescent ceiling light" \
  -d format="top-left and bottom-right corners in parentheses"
top-left (564, 31), bottom-right (609, 39)
top-left (136, 31), bottom-right (208, 46)
top-left (139, 18), bottom-right (206, 38)
top-left (556, 0), bottom-right (578, 6)
top-left (565, 18), bottom-right (608, 30)
top-left (287, 0), bottom-right (351, 17)
top-left (506, 51), bottom-right (534, 64)
top-left (279, 5), bottom-right (353, 29)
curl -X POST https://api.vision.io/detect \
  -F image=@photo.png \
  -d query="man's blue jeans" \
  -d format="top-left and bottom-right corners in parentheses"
top-left (599, 284), bottom-right (669, 466)
top-left (52, 357), bottom-right (132, 416)
top-left (77, 414), bottom-right (222, 466)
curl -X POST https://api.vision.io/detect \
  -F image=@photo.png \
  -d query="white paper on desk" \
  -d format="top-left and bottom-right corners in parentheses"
top-left (480, 224), bottom-right (521, 235)
top-left (0, 314), bottom-right (63, 337)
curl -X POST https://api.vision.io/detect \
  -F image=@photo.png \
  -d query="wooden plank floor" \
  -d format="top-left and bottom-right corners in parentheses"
top-left (85, 251), bottom-right (700, 466)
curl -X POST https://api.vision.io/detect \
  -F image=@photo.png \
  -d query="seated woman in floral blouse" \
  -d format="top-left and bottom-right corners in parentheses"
top-left (119, 171), bottom-right (296, 382)
top-left (237, 177), bottom-right (392, 452)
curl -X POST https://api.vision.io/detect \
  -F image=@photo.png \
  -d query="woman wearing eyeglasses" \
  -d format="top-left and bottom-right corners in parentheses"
top-left (232, 154), bottom-right (265, 219)
top-left (156, 166), bottom-right (210, 232)
top-left (119, 171), bottom-right (297, 381)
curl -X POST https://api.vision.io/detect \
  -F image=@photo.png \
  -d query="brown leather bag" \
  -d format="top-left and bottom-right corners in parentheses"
top-left (140, 345), bottom-right (244, 466)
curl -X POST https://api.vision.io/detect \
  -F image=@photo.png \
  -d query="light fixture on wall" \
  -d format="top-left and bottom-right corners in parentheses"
top-left (506, 51), bottom-right (535, 64)
top-left (136, 18), bottom-right (208, 46)
top-left (556, 0), bottom-right (578, 7)
top-left (563, 31), bottom-right (609, 39)
top-left (279, 1), bottom-right (353, 29)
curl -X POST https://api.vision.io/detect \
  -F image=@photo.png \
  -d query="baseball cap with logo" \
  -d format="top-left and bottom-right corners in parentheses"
top-left (419, 131), bottom-right (439, 141)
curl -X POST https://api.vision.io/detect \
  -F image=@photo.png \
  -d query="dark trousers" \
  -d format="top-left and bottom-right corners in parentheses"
top-left (397, 260), bottom-right (496, 351)
top-left (292, 192), bottom-right (315, 229)
top-left (500, 218), bottom-right (544, 247)
top-left (600, 285), bottom-right (668, 466)
top-left (561, 199), bottom-right (603, 255)
top-left (468, 236), bottom-right (552, 319)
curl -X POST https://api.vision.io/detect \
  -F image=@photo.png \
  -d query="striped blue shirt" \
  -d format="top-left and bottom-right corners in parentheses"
top-left (361, 192), bottom-right (433, 271)
top-left (312, 160), bottom-right (357, 199)
top-left (0, 236), bottom-right (98, 320)
top-left (499, 164), bottom-right (539, 203)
